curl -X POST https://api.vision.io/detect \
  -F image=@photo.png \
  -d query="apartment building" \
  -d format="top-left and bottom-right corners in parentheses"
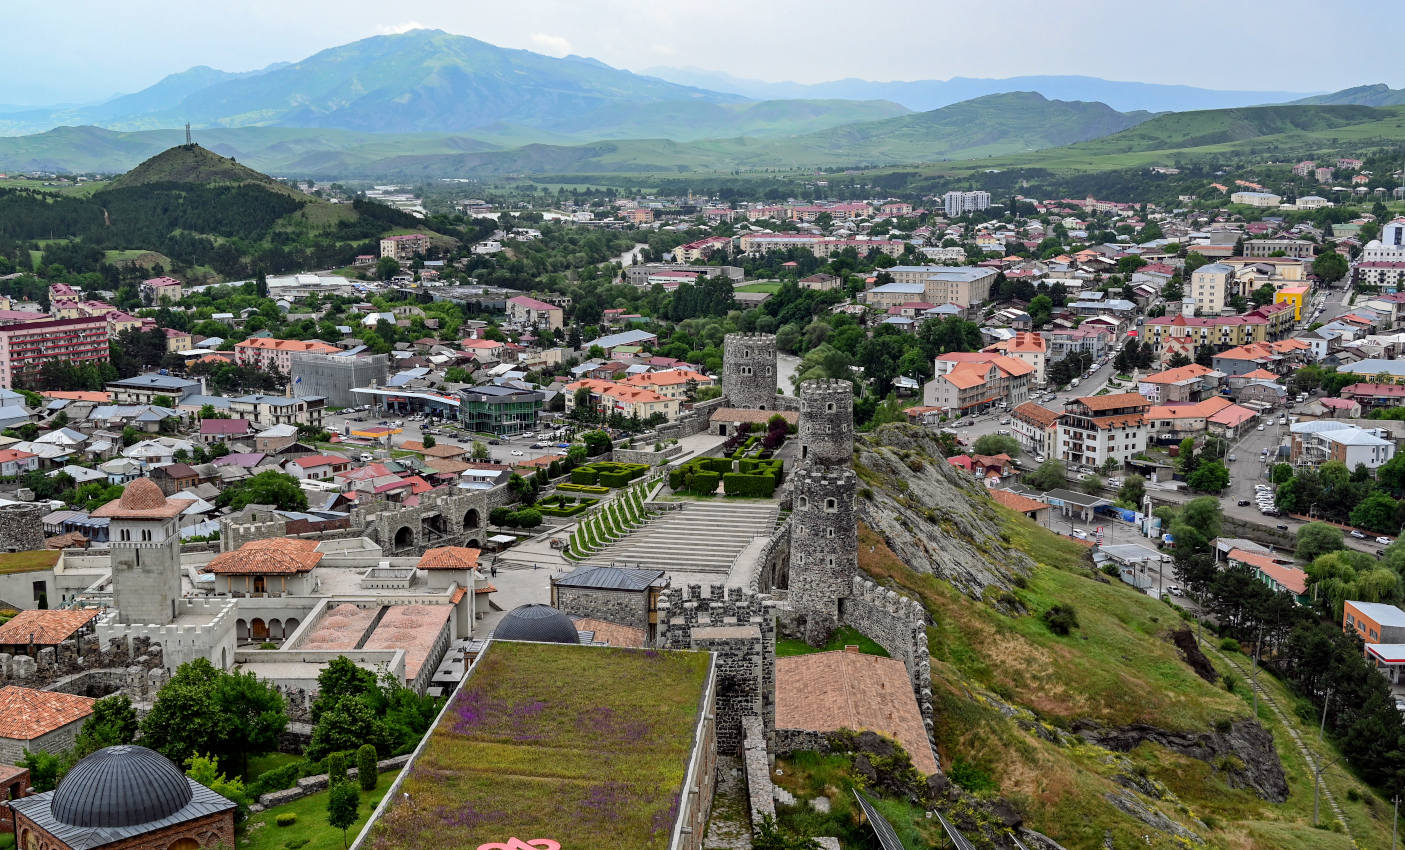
top-left (1229, 191), bottom-right (1282, 207)
top-left (673, 236), bottom-right (733, 263)
top-left (1290, 420), bottom-right (1397, 469)
top-left (505, 295), bottom-right (564, 331)
top-left (618, 368), bottom-right (714, 401)
top-left (1241, 239), bottom-right (1315, 259)
top-left (943, 190), bottom-right (992, 217)
top-left (981, 332), bottom-right (1048, 385)
top-left (1011, 401), bottom-right (1060, 458)
top-left (229, 394), bottom-right (326, 429)
top-left (1055, 393), bottom-right (1152, 468)
top-left (1189, 263), bottom-right (1234, 314)
top-left (886, 265), bottom-right (998, 306)
top-left (1137, 363), bottom-right (1221, 403)
top-left (379, 233), bottom-right (429, 261)
top-left (922, 353), bottom-right (1032, 413)
top-left (140, 276), bottom-right (183, 304)
top-left (234, 338), bottom-right (343, 375)
top-left (1144, 303), bottom-right (1295, 364)
top-left (0, 317), bottom-right (110, 389)
top-left (564, 378), bottom-right (681, 421)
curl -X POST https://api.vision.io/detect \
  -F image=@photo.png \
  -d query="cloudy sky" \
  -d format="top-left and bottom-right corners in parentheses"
top-left (5, 0), bottom-right (1398, 105)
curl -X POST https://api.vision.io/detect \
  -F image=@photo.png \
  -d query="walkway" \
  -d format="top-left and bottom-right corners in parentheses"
top-left (583, 501), bottom-right (780, 576)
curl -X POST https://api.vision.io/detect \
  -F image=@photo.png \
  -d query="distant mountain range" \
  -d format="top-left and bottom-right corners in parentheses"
top-left (1293, 84), bottom-right (1405, 107)
top-left (641, 68), bottom-right (1315, 113)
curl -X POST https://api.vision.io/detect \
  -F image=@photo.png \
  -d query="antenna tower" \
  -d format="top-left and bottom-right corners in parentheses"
top-left (185, 123), bottom-right (192, 146)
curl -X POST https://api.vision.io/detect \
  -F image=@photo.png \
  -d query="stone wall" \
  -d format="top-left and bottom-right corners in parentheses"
top-left (797, 379), bottom-right (855, 468)
top-left (672, 659), bottom-right (718, 850)
top-left (840, 576), bottom-right (936, 760)
top-left (96, 597), bottom-right (237, 674)
top-left (0, 503), bottom-right (44, 553)
top-left (750, 517), bottom-right (791, 596)
top-left (0, 634), bottom-right (165, 700)
top-left (553, 586), bottom-right (650, 633)
top-left (723, 333), bottom-right (778, 410)
top-left (656, 584), bottom-right (776, 749)
top-left (0, 717), bottom-right (84, 765)
top-left (741, 716), bottom-right (775, 830)
top-left (253, 754), bottom-right (412, 810)
top-left (789, 466), bottom-right (858, 643)
top-left (613, 444), bottom-right (683, 466)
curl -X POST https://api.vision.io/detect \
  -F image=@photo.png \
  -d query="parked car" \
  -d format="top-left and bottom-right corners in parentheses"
top-left (1237, 499), bottom-right (1251, 507)
top-left (1167, 585), bottom-right (1182, 596)
top-left (1377, 537), bottom-right (1394, 545)
top-left (1257, 424), bottom-right (1265, 431)
top-left (1350, 530), bottom-right (1367, 539)
top-left (510, 450), bottom-right (524, 457)
top-left (1276, 524), bottom-right (1290, 531)
top-left (1227, 454), bottom-right (1236, 461)
top-left (359, 453), bottom-right (373, 462)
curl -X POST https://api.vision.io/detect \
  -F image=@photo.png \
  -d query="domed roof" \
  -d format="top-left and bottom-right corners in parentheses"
top-left (118, 478), bottom-right (168, 511)
top-left (493, 604), bottom-right (581, 644)
top-left (51, 745), bottom-right (194, 828)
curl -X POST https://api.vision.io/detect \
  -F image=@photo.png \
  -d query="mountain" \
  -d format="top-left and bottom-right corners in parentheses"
top-left (643, 67), bottom-right (1315, 113)
top-left (102, 142), bottom-right (307, 198)
top-left (1294, 83), bottom-right (1405, 107)
top-left (1048, 103), bottom-right (1387, 154)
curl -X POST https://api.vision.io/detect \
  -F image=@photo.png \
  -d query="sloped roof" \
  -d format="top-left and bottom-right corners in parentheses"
top-left (204, 538), bottom-right (322, 575)
top-left (418, 547), bottom-right (481, 570)
top-left (0, 608), bottom-right (100, 646)
top-left (0, 685), bottom-right (93, 740)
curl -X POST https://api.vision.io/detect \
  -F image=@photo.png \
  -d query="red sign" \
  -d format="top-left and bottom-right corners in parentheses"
top-left (477, 840), bottom-right (560, 850)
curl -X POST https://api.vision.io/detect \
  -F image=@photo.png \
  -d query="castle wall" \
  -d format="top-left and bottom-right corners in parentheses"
top-left (797, 379), bottom-right (855, 467)
top-left (553, 586), bottom-right (650, 633)
top-left (723, 333), bottom-right (778, 410)
top-left (788, 467), bottom-right (858, 643)
top-left (97, 597), bottom-right (238, 673)
top-left (840, 576), bottom-right (937, 761)
top-left (0, 503), bottom-right (45, 553)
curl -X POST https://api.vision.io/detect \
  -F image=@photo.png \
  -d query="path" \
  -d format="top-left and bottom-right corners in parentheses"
top-left (1202, 639), bottom-right (1354, 842)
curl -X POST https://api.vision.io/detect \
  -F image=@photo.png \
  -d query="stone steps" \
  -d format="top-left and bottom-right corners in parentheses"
top-left (584, 501), bottom-right (780, 574)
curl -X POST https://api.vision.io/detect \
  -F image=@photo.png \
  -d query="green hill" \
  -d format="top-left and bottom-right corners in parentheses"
top-left (1294, 84), bottom-right (1405, 107)
top-left (103, 142), bottom-right (308, 198)
top-left (1061, 103), bottom-right (1384, 153)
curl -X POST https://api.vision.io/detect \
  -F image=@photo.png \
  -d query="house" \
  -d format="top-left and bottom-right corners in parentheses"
top-left (1011, 402), bottom-right (1060, 458)
top-left (1228, 548), bottom-right (1309, 605)
top-left (505, 296), bottom-right (564, 331)
top-left (1144, 397), bottom-right (1235, 442)
top-left (149, 462), bottom-right (199, 496)
top-left (923, 353), bottom-right (1033, 414)
top-left (234, 338), bottom-right (342, 374)
top-left (197, 418), bottom-right (252, 444)
top-left (1290, 420), bottom-right (1397, 468)
top-left (106, 374), bottom-right (200, 405)
top-left (285, 454), bottom-right (353, 481)
top-left (981, 332), bottom-right (1049, 385)
top-left (1055, 393), bottom-right (1152, 468)
top-left (140, 275), bottom-right (183, 303)
top-left (202, 537), bottom-right (323, 597)
top-left (0, 686), bottom-right (94, 763)
top-left (1138, 363), bottom-right (1222, 403)
top-left (0, 449), bottom-right (38, 477)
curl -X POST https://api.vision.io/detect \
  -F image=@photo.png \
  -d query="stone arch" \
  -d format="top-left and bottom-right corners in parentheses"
top-left (236, 618), bottom-right (249, 641)
top-left (269, 618), bottom-right (284, 640)
top-left (169, 838), bottom-right (200, 850)
top-left (393, 525), bottom-right (415, 549)
top-left (250, 618), bottom-right (268, 640)
top-left (423, 514), bottom-right (448, 537)
top-left (467, 537), bottom-right (481, 548)
top-left (285, 617), bottom-right (300, 637)
top-left (464, 508), bottom-right (481, 529)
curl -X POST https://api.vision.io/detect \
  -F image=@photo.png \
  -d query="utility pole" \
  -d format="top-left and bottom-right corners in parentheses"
top-left (1392, 794), bottom-right (1399, 850)
top-left (1313, 754), bottom-right (1344, 828)
top-left (1320, 688), bottom-right (1332, 742)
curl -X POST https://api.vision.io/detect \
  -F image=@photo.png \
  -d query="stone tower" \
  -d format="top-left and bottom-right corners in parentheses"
top-left (723, 333), bottom-right (778, 409)
top-left (0, 503), bottom-right (45, 553)
top-left (92, 478), bottom-right (185, 625)
top-left (797, 379), bottom-right (855, 467)
top-left (789, 465), bottom-right (859, 642)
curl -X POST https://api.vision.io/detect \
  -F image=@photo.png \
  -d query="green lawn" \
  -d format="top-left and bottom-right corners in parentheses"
top-left (241, 781), bottom-right (392, 850)
top-left (0, 550), bottom-right (61, 575)
top-left (776, 625), bottom-right (890, 658)
top-left (734, 282), bottom-right (782, 294)
top-left (244, 751), bottom-right (304, 783)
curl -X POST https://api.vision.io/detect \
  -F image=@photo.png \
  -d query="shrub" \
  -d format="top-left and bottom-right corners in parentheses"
top-left (357, 744), bottom-right (378, 792)
top-left (1218, 637), bottom-right (1240, 652)
top-left (689, 471), bottom-right (721, 495)
top-left (556, 482), bottom-right (609, 494)
top-left (723, 472), bottom-right (776, 498)
top-left (276, 813), bottom-right (297, 827)
top-left (512, 508), bottom-right (542, 528)
top-left (570, 467), bottom-right (600, 485)
top-left (1041, 604), bottom-right (1079, 636)
top-left (489, 507), bottom-right (511, 526)
top-left (327, 752), bottom-right (348, 785)
top-left (249, 762), bottom-right (303, 796)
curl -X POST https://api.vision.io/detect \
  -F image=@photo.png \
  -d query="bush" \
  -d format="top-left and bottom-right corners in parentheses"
top-left (357, 744), bottom-right (378, 792)
top-left (1218, 637), bottom-right (1240, 652)
top-left (512, 509), bottom-right (542, 528)
top-left (570, 467), bottom-right (600, 485)
top-left (249, 762), bottom-right (303, 796)
top-left (489, 507), bottom-right (511, 526)
top-left (688, 471), bottom-right (721, 496)
top-left (275, 813), bottom-right (297, 827)
top-left (723, 472), bottom-right (776, 498)
top-left (284, 840), bottom-right (309, 850)
top-left (1041, 604), bottom-right (1079, 636)
top-left (556, 482), bottom-right (609, 494)
top-left (327, 752), bottom-right (347, 785)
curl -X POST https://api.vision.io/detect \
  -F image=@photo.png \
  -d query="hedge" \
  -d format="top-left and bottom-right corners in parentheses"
top-left (723, 473), bottom-right (776, 498)
top-left (687, 470), bottom-right (721, 495)
top-left (276, 813), bottom-right (297, 827)
top-left (537, 497), bottom-right (599, 517)
top-left (571, 468), bottom-right (600, 485)
top-left (558, 482), bottom-right (609, 494)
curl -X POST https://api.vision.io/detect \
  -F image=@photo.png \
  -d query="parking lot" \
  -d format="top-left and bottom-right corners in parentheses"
top-left (322, 407), bottom-right (578, 466)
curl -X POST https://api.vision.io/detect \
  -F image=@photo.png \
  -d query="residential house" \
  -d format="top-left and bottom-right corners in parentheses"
top-left (1055, 393), bottom-right (1152, 468)
top-left (105, 374), bottom-right (200, 405)
top-left (285, 454), bottom-right (353, 481)
top-left (1137, 363), bottom-right (1222, 403)
top-left (197, 418), bottom-right (252, 444)
top-left (1011, 402), bottom-right (1060, 458)
top-left (981, 332), bottom-right (1049, 386)
top-left (923, 353), bottom-right (1033, 414)
top-left (505, 296), bottom-right (564, 331)
top-left (1144, 396), bottom-right (1235, 442)
top-left (229, 395), bottom-right (325, 429)
top-left (1290, 420), bottom-right (1397, 468)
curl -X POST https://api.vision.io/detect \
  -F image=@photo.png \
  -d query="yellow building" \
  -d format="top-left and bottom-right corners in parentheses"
top-left (1275, 286), bottom-right (1309, 322)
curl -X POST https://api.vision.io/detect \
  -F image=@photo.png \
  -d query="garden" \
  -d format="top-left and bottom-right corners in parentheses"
top-left (570, 460), bottom-right (650, 488)
top-left (534, 493), bottom-right (601, 517)
top-left (668, 455), bottom-right (784, 498)
top-left (566, 479), bottom-right (655, 559)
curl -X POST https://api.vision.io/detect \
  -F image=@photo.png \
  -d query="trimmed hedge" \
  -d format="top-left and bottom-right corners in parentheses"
top-left (276, 813), bottom-right (297, 827)
top-left (723, 473), bottom-right (776, 498)
top-left (573, 461), bottom-right (649, 488)
top-left (688, 470), bottom-right (721, 495)
top-left (538, 498), bottom-right (599, 517)
top-left (571, 468), bottom-right (600, 485)
top-left (558, 482), bottom-right (609, 494)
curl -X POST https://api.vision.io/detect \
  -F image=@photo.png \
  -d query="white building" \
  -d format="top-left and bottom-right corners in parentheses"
top-left (943, 191), bottom-right (992, 217)
top-left (1230, 191), bottom-right (1283, 207)
top-left (1290, 420), bottom-right (1397, 469)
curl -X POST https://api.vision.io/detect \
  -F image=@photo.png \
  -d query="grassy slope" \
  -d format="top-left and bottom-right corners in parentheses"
top-left (103, 143), bottom-right (310, 200)
top-left (241, 782), bottom-right (393, 850)
top-left (855, 511), bottom-right (1396, 848)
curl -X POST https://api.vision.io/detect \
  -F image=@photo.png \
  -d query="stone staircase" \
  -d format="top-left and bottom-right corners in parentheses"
top-left (584, 501), bottom-right (780, 574)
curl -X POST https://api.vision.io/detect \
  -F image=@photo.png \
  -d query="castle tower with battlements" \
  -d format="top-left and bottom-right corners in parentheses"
top-left (797, 378), bottom-right (854, 467)
top-left (723, 333), bottom-right (778, 409)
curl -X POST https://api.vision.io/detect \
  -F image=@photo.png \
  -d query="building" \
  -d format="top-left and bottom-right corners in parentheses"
top-left (982, 332), bottom-right (1048, 385)
top-left (550, 565), bottom-right (668, 640)
top-left (10, 745), bottom-right (236, 850)
top-left (1275, 285), bottom-right (1309, 321)
top-left (923, 353), bottom-right (1033, 414)
top-left (203, 537), bottom-right (323, 597)
top-left (234, 337), bottom-right (342, 375)
top-left (288, 351), bottom-right (389, 408)
top-left (106, 374), bottom-right (200, 405)
top-left (943, 190), bottom-right (992, 217)
top-left (1242, 239), bottom-right (1315, 259)
top-left (885, 265), bottom-right (999, 306)
top-left (1011, 401), bottom-right (1060, 457)
top-left (0, 686), bottom-right (93, 764)
top-left (1145, 396), bottom-right (1235, 441)
top-left (457, 385), bottom-right (544, 436)
top-left (1230, 191), bottom-right (1282, 207)
top-left (1290, 420), bottom-right (1397, 468)
top-left (91, 479), bottom-right (185, 626)
top-left (1056, 393), bottom-right (1152, 468)
top-left (798, 273), bottom-right (842, 291)
top-left (1345, 601), bottom-right (1405, 643)
top-left (379, 233), bottom-right (428, 261)
top-left (505, 295), bottom-right (564, 331)
top-left (228, 394), bottom-right (325, 429)
top-left (0, 317), bottom-right (109, 389)
top-left (140, 276), bottom-right (183, 303)
top-left (673, 236), bottom-right (732, 263)
top-left (1137, 363), bottom-right (1221, 403)
top-left (1189, 263), bottom-right (1234, 314)
top-left (564, 379), bottom-right (681, 421)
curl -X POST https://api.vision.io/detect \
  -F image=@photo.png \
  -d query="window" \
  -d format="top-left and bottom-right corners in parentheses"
top-left (797, 496), bottom-right (808, 509)
top-left (141, 529), bottom-right (152, 542)
top-left (119, 528), bottom-right (130, 542)
top-left (826, 402), bottom-right (836, 412)
top-left (825, 498), bottom-right (837, 511)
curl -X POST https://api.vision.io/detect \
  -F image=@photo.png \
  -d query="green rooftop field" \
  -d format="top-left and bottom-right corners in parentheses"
top-left (365, 641), bottom-right (712, 850)
top-left (0, 550), bottom-right (61, 575)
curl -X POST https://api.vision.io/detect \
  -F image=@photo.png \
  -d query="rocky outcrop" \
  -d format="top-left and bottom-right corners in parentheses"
top-left (1171, 627), bottom-right (1218, 682)
top-left (1074, 719), bottom-right (1288, 803)
top-left (854, 424), bottom-right (1034, 598)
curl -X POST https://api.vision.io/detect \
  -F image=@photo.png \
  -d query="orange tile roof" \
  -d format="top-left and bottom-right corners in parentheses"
top-left (1240, 369), bottom-right (1280, 380)
top-left (620, 369), bottom-right (712, 388)
top-left (1076, 392), bottom-right (1152, 412)
top-left (0, 608), bottom-right (100, 646)
top-left (205, 538), bottom-right (323, 575)
top-left (450, 587), bottom-right (468, 605)
top-left (574, 617), bottom-right (647, 647)
top-left (1229, 549), bottom-right (1306, 595)
top-left (91, 478), bottom-right (190, 519)
top-left (1142, 363), bottom-right (1214, 385)
top-left (942, 363), bottom-right (990, 390)
top-left (991, 489), bottom-right (1050, 514)
top-left (235, 337), bottom-right (341, 354)
top-left (1207, 404), bottom-right (1258, 427)
top-left (983, 331), bottom-right (1047, 354)
top-left (40, 391), bottom-right (109, 402)
top-left (418, 546), bottom-right (481, 570)
top-left (775, 650), bottom-right (939, 775)
top-left (1146, 396), bottom-right (1233, 420)
top-left (1012, 401), bottom-right (1060, 428)
top-left (0, 686), bottom-right (94, 740)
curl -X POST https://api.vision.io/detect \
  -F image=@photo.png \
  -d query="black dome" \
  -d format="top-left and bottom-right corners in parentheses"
top-left (494, 604), bottom-right (581, 644)
top-left (51, 745), bottom-right (194, 828)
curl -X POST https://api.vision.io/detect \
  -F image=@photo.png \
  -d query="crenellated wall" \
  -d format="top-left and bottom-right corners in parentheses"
top-left (840, 576), bottom-right (936, 760)
top-left (96, 596), bottom-right (237, 673)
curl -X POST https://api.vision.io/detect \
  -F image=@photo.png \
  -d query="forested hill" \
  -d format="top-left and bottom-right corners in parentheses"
top-left (0, 145), bottom-right (453, 280)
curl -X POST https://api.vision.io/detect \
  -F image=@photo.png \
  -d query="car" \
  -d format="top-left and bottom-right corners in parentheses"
top-left (1167, 585), bottom-right (1182, 596)
top-left (510, 450), bottom-right (524, 457)
top-left (1276, 524), bottom-right (1290, 531)
top-left (489, 440), bottom-right (500, 445)
top-left (1227, 454), bottom-right (1237, 461)
top-left (1377, 537), bottom-right (1394, 545)
top-left (1071, 529), bottom-right (1088, 540)
top-left (359, 453), bottom-right (374, 462)
top-left (1035, 455), bottom-right (1046, 463)
top-left (530, 442), bottom-right (545, 449)
top-left (1237, 499), bottom-right (1251, 507)
top-left (554, 448), bottom-right (569, 456)
top-left (1000, 417), bottom-right (1010, 425)
top-left (1257, 424), bottom-right (1265, 431)
top-left (1350, 530), bottom-right (1367, 539)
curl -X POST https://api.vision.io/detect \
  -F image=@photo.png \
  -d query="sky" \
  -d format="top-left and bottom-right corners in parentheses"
top-left (4, 0), bottom-right (1399, 105)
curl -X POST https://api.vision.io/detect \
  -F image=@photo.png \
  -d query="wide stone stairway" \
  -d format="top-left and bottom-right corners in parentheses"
top-left (583, 501), bottom-right (780, 574)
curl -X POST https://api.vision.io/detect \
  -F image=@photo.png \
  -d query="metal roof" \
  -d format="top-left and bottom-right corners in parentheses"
top-left (554, 565), bottom-right (666, 592)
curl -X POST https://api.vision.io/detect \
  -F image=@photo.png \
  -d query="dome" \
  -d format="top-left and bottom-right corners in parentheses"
top-left (51, 745), bottom-right (194, 828)
top-left (493, 604), bottom-right (581, 644)
top-left (118, 478), bottom-right (168, 511)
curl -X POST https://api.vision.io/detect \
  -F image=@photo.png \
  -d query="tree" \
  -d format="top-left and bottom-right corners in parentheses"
top-left (1270, 463), bottom-right (1295, 485)
top-left (1297, 521), bottom-right (1346, 562)
top-left (375, 256), bottom-right (400, 281)
top-left (1350, 493), bottom-right (1399, 534)
top-left (1028, 294), bottom-right (1053, 327)
top-left (1167, 352), bottom-right (1192, 369)
top-left (1118, 474), bottom-right (1146, 506)
top-left (19, 749), bottom-right (72, 792)
top-left (358, 744), bottom-right (378, 791)
top-left (421, 435), bottom-right (436, 449)
top-left (1187, 460), bottom-right (1229, 492)
top-left (1176, 437), bottom-right (1199, 476)
top-left (971, 434), bottom-right (1019, 457)
top-left (186, 753), bottom-right (251, 825)
top-left (73, 694), bottom-right (138, 758)
top-left (327, 781), bottom-right (360, 849)
top-left (1077, 474), bottom-right (1105, 494)
top-left (1181, 497), bottom-right (1224, 541)
top-left (311, 656), bottom-right (379, 723)
top-left (213, 669), bottom-right (289, 777)
top-left (308, 695), bottom-right (391, 760)
top-left (1193, 345), bottom-right (1215, 368)
top-left (328, 752), bottom-right (348, 785)
top-left (1313, 251), bottom-right (1348, 284)
top-left (141, 658), bottom-right (286, 774)
top-left (215, 469), bottom-right (308, 512)
top-left (582, 429), bottom-right (612, 456)
top-left (1024, 459), bottom-right (1067, 491)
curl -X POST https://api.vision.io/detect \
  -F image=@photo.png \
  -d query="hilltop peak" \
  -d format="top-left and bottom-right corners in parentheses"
top-left (105, 144), bottom-right (306, 198)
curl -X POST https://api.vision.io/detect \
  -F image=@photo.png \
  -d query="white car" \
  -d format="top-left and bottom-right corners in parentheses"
top-left (510, 450), bottom-right (524, 457)
top-left (1377, 537), bottom-right (1393, 545)
top-left (1257, 424), bottom-right (1265, 431)
top-left (1350, 530), bottom-right (1366, 539)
